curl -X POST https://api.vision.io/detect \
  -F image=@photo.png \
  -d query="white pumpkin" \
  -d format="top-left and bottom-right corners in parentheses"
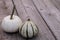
top-left (1, 15), bottom-right (22, 32)
top-left (19, 19), bottom-right (39, 38)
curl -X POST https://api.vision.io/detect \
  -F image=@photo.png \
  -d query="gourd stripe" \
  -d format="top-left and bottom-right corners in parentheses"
top-left (30, 23), bottom-right (34, 37)
top-left (35, 24), bottom-right (39, 34)
top-left (20, 23), bottom-right (25, 33)
top-left (26, 23), bottom-right (28, 38)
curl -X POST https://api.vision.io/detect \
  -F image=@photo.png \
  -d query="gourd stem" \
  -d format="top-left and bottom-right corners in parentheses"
top-left (27, 19), bottom-right (30, 21)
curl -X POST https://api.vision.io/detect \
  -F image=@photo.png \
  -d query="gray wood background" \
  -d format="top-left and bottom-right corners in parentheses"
top-left (0, 0), bottom-right (60, 40)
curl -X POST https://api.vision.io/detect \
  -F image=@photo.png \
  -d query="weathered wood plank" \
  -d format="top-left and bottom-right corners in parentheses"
top-left (13, 0), bottom-right (55, 40)
top-left (32, 0), bottom-right (60, 40)
top-left (0, 0), bottom-right (10, 22)
top-left (51, 0), bottom-right (60, 10)
top-left (0, 0), bottom-right (55, 40)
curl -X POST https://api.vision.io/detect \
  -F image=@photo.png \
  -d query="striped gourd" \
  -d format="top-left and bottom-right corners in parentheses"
top-left (19, 19), bottom-right (39, 38)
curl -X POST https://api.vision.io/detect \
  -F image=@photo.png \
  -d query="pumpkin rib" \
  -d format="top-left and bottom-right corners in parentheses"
top-left (20, 23), bottom-right (25, 34)
top-left (26, 22), bottom-right (28, 38)
top-left (35, 24), bottom-right (39, 35)
top-left (30, 23), bottom-right (34, 37)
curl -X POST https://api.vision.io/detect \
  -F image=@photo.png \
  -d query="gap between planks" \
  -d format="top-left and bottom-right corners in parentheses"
top-left (31, 0), bottom-right (57, 40)
top-left (32, 0), bottom-right (60, 40)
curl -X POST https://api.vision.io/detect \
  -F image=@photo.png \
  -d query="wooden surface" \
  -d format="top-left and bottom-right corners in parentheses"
top-left (0, 0), bottom-right (60, 40)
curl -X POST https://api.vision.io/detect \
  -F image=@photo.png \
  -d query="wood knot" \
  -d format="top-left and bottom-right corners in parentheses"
top-left (48, 13), bottom-right (52, 16)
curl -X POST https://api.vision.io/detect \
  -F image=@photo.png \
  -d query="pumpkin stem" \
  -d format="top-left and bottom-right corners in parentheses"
top-left (10, 0), bottom-right (19, 19)
top-left (27, 19), bottom-right (30, 21)
top-left (10, 0), bottom-right (15, 19)
top-left (10, 6), bottom-right (15, 19)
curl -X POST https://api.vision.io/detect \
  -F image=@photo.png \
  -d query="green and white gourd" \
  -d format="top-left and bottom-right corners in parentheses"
top-left (19, 19), bottom-right (39, 38)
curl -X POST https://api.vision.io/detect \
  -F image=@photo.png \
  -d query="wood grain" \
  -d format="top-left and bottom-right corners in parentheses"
top-left (13, 0), bottom-right (55, 40)
top-left (32, 0), bottom-right (60, 40)
top-left (0, 0), bottom-right (58, 40)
